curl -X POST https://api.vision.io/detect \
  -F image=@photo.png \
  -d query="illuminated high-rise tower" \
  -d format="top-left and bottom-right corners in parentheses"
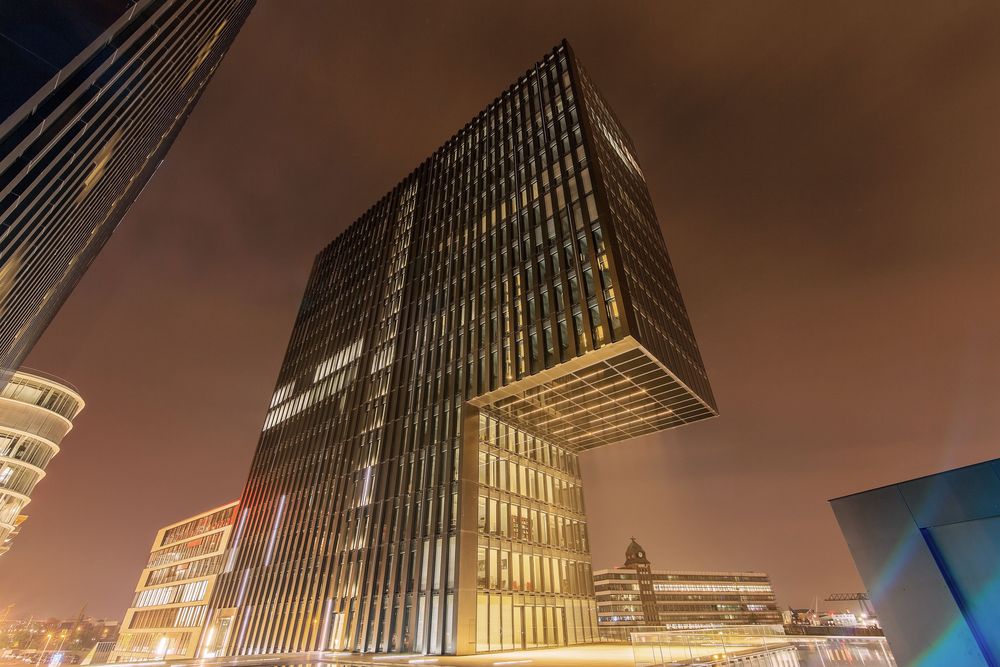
top-left (205, 41), bottom-right (716, 657)
top-left (0, 0), bottom-right (256, 380)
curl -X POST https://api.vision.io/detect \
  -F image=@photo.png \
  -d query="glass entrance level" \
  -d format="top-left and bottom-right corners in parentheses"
top-left (631, 626), bottom-right (896, 667)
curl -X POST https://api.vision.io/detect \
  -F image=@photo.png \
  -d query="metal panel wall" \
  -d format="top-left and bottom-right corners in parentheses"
top-left (832, 459), bottom-right (1000, 667)
top-left (0, 0), bottom-right (256, 380)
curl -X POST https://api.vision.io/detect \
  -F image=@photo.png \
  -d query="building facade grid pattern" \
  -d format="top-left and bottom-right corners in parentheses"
top-left (205, 41), bottom-right (716, 657)
top-left (594, 566), bottom-right (781, 642)
top-left (0, 371), bottom-right (83, 557)
top-left (0, 0), bottom-right (256, 381)
top-left (110, 501), bottom-right (239, 663)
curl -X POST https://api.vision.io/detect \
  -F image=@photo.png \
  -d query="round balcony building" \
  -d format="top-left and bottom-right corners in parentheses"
top-left (0, 370), bottom-right (84, 556)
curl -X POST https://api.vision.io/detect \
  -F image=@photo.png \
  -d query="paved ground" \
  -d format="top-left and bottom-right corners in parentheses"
top-left (162, 645), bottom-right (638, 667)
top-left (348, 644), bottom-right (636, 666)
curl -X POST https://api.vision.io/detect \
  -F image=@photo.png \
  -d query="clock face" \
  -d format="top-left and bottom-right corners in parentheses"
top-left (638, 552), bottom-right (644, 558)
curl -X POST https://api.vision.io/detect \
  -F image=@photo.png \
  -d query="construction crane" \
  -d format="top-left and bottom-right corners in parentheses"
top-left (825, 592), bottom-right (875, 617)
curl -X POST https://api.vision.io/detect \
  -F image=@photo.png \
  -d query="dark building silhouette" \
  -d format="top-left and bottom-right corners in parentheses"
top-left (594, 539), bottom-right (782, 641)
top-left (0, 0), bottom-right (256, 380)
top-left (204, 41), bottom-right (716, 657)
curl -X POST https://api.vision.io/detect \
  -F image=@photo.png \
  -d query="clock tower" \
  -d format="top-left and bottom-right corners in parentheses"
top-left (624, 538), bottom-right (660, 624)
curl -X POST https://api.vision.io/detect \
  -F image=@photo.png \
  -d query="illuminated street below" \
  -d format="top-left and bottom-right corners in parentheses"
top-left (135, 637), bottom-right (896, 667)
top-left (148, 646), bottom-right (637, 667)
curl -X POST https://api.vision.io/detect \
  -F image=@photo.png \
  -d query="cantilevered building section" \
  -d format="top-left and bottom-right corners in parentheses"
top-left (110, 501), bottom-right (239, 662)
top-left (0, 0), bottom-right (256, 381)
top-left (205, 41), bottom-right (716, 657)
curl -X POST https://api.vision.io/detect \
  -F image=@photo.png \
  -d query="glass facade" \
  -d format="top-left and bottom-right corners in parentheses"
top-left (207, 41), bottom-right (716, 656)
top-left (475, 413), bottom-right (597, 651)
top-left (593, 540), bottom-right (780, 642)
top-left (0, 371), bottom-right (84, 557)
top-left (594, 570), bottom-right (781, 640)
top-left (832, 458), bottom-right (1000, 667)
top-left (0, 0), bottom-right (256, 382)
top-left (110, 501), bottom-right (239, 662)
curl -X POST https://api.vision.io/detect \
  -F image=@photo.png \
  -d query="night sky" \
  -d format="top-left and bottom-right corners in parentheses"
top-left (4, 1), bottom-right (1000, 620)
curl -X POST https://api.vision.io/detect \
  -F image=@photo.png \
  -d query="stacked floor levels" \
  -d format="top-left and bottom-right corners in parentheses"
top-left (0, 370), bottom-right (83, 557)
top-left (110, 502), bottom-right (239, 662)
top-left (594, 539), bottom-right (781, 641)
top-left (204, 40), bottom-right (717, 656)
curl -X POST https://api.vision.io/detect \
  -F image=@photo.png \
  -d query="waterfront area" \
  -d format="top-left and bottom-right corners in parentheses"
top-left (631, 627), bottom-right (895, 667)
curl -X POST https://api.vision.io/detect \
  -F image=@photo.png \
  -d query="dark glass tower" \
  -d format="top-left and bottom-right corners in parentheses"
top-left (0, 0), bottom-right (256, 380)
top-left (205, 41), bottom-right (717, 657)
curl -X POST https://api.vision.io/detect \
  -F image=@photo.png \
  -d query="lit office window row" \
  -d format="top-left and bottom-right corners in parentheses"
top-left (595, 583), bottom-right (640, 592)
top-left (145, 555), bottom-right (223, 587)
top-left (652, 583), bottom-right (774, 594)
top-left (651, 573), bottom-right (772, 583)
top-left (269, 382), bottom-right (295, 408)
top-left (598, 614), bottom-right (781, 628)
top-left (133, 580), bottom-right (208, 608)
top-left (598, 571), bottom-right (771, 583)
top-left (478, 415), bottom-right (581, 477)
top-left (314, 338), bottom-right (364, 382)
top-left (601, 603), bottom-right (771, 614)
top-left (477, 455), bottom-right (584, 513)
top-left (147, 531), bottom-right (224, 568)
top-left (477, 497), bottom-right (587, 552)
top-left (599, 614), bottom-right (643, 623)
top-left (161, 506), bottom-right (236, 546)
top-left (651, 594), bottom-right (776, 603)
top-left (598, 594), bottom-right (640, 603)
top-left (111, 631), bottom-right (193, 659)
top-left (260, 342), bottom-right (361, 431)
top-left (129, 605), bottom-right (206, 630)
top-left (476, 545), bottom-right (592, 596)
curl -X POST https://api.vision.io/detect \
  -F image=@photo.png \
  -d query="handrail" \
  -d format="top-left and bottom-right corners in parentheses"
top-left (14, 367), bottom-right (83, 396)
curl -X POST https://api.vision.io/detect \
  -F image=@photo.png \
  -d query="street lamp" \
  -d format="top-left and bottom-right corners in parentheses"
top-left (0, 603), bottom-right (13, 627)
top-left (33, 634), bottom-right (52, 667)
top-left (49, 632), bottom-right (68, 667)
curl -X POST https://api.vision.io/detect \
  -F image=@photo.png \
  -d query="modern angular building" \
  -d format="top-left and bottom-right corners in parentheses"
top-left (204, 41), bottom-right (717, 657)
top-left (110, 501), bottom-right (240, 662)
top-left (832, 459), bottom-right (1000, 667)
top-left (0, 0), bottom-right (256, 382)
top-left (0, 370), bottom-right (84, 557)
top-left (593, 539), bottom-right (781, 641)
